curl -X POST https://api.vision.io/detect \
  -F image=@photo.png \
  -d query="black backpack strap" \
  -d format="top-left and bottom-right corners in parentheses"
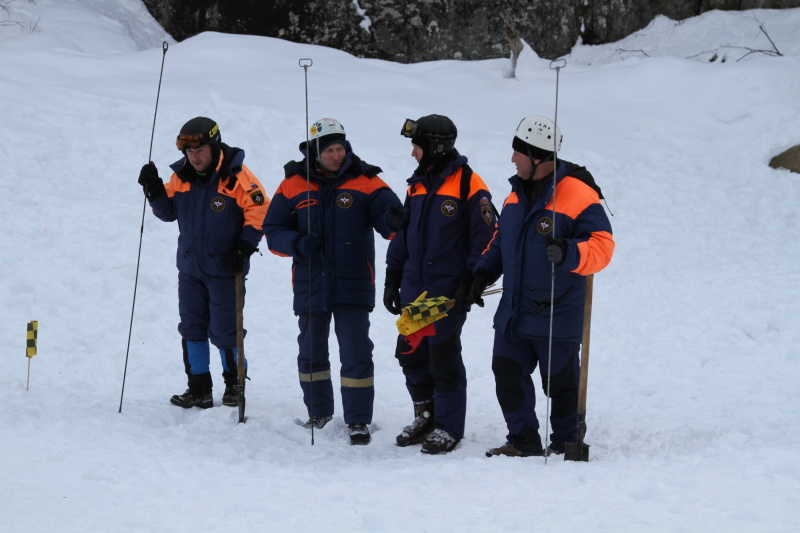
top-left (460, 164), bottom-right (473, 237)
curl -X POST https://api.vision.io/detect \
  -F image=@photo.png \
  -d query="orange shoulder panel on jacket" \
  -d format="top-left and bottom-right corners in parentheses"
top-left (503, 191), bottom-right (519, 208)
top-left (337, 175), bottom-right (390, 194)
top-left (408, 183), bottom-right (428, 196)
top-left (277, 175), bottom-right (320, 199)
top-left (168, 173), bottom-right (192, 196)
top-left (467, 172), bottom-right (490, 200)
top-left (544, 176), bottom-right (600, 219)
top-left (435, 168), bottom-right (464, 198)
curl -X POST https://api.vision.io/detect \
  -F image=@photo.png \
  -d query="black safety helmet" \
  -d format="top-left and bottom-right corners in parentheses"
top-left (176, 117), bottom-right (221, 154)
top-left (401, 114), bottom-right (457, 167)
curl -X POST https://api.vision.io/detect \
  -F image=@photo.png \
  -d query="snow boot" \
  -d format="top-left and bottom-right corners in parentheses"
top-left (222, 385), bottom-right (240, 407)
top-left (170, 372), bottom-right (213, 409)
top-left (395, 398), bottom-right (434, 447)
top-left (170, 389), bottom-right (213, 409)
top-left (303, 415), bottom-right (333, 429)
top-left (421, 428), bottom-right (458, 455)
top-left (348, 423), bottom-right (371, 445)
top-left (486, 427), bottom-right (544, 457)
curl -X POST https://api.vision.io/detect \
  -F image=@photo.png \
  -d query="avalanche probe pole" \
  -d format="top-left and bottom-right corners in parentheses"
top-left (119, 41), bottom-right (169, 413)
top-left (235, 271), bottom-right (247, 423)
top-left (565, 274), bottom-right (593, 461)
top-left (299, 58), bottom-right (316, 444)
top-left (543, 57), bottom-right (565, 462)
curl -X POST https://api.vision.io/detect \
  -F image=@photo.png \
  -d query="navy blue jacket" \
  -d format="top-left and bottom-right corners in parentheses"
top-left (148, 144), bottom-right (269, 278)
top-left (263, 142), bottom-right (402, 313)
top-left (475, 161), bottom-right (614, 341)
top-left (386, 152), bottom-right (496, 304)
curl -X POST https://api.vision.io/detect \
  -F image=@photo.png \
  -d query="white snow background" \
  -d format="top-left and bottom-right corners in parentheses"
top-left (2, 1), bottom-right (799, 531)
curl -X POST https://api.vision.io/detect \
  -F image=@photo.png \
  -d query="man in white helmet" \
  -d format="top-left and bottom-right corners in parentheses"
top-left (472, 115), bottom-right (615, 457)
top-left (263, 118), bottom-right (405, 445)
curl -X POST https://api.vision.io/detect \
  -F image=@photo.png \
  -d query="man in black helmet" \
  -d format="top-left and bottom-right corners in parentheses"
top-left (384, 114), bottom-right (496, 454)
top-left (137, 117), bottom-right (270, 409)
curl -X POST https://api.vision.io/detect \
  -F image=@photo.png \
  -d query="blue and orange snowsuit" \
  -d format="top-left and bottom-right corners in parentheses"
top-left (386, 152), bottom-right (496, 441)
top-left (475, 160), bottom-right (614, 449)
top-left (147, 144), bottom-right (269, 394)
top-left (263, 142), bottom-right (402, 424)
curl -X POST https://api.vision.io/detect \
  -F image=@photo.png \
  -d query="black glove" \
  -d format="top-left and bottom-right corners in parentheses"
top-left (452, 269), bottom-right (474, 310)
top-left (297, 233), bottom-right (321, 259)
top-left (545, 238), bottom-right (567, 265)
top-left (387, 205), bottom-right (410, 231)
top-left (138, 161), bottom-right (165, 200)
top-left (223, 241), bottom-right (259, 273)
top-left (470, 267), bottom-right (492, 308)
top-left (383, 269), bottom-right (402, 315)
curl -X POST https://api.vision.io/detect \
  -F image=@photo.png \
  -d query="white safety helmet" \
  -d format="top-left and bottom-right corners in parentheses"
top-left (308, 118), bottom-right (347, 161)
top-left (310, 118), bottom-right (346, 140)
top-left (513, 115), bottom-right (562, 160)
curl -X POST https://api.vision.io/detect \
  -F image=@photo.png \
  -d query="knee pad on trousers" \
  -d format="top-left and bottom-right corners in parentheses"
top-left (429, 335), bottom-right (461, 394)
top-left (492, 355), bottom-right (525, 413)
top-left (545, 364), bottom-right (578, 418)
top-left (395, 336), bottom-right (426, 375)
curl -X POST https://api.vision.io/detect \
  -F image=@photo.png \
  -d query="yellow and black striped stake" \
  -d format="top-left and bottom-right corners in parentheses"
top-left (26, 321), bottom-right (38, 391)
top-left (26, 321), bottom-right (38, 358)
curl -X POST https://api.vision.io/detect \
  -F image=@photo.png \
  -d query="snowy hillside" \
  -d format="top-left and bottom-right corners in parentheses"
top-left (1, 1), bottom-right (799, 532)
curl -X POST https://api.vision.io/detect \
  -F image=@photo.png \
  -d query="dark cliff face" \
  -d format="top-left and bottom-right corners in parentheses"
top-left (141, 0), bottom-right (800, 62)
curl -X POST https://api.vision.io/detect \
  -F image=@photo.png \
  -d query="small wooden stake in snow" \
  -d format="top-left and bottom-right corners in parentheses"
top-left (26, 320), bottom-right (38, 391)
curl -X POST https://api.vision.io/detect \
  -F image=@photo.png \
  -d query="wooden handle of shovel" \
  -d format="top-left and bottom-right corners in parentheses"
top-left (577, 274), bottom-right (593, 415)
top-left (235, 271), bottom-right (246, 423)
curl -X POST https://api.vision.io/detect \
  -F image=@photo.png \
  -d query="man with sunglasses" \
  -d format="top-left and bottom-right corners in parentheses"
top-left (263, 118), bottom-right (404, 445)
top-left (472, 115), bottom-right (614, 457)
top-left (384, 114), bottom-right (496, 454)
top-left (137, 116), bottom-right (269, 409)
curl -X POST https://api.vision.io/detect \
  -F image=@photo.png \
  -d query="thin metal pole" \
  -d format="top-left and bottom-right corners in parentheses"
top-left (119, 41), bottom-right (169, 413)
top-left (298, 58), bottom-right (315, 444)
top-left (544, 58), bottom-right (566, 462)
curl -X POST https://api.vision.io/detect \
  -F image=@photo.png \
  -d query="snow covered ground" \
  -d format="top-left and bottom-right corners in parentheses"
top-left (1, 1), bottom-right (799, 531)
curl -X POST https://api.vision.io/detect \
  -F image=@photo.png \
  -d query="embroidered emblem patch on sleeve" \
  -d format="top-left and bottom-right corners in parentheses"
top-left (481, 205), bottom-right (493, 225)
top-left (250, 190), bottom-right (265, 205)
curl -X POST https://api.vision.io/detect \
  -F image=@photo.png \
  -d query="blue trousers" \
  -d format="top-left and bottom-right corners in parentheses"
top-left (177, 272), bottom-right (247, 383)
top-left (492, 332), bottom-right (580, 447)
top-left (394, 309), bottom-right (468, 441)
top-left (297, 305), bottom-right (374, 424)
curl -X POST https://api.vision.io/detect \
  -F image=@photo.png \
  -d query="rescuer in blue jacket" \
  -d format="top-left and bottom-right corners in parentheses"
top-left (137, 117), bottom-right (269, 410)
top-left (263, 118), bottom-right (404, 445)
top-left (384, 114), bottom-right (496, 454)
top-left (474, 115), bottom-right (614, 458)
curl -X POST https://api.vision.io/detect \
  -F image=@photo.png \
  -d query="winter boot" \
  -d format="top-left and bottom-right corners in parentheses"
top-left (395, 398), bottom-right (434, 447)
top-left (303, 415), bottom-right (333, 429)
top-left (170, 372), bottom-right (213, 409)
top-left (170, 389), bottom-right (213, 409)
top-left (348, 423), bottom-right (371, 445)
top-left (486, 427), bottom-right (544, 457)
top-left (421, 428), bottom-right (458, 455)
top-left (222, 385), bottom-right (240, 407)
top-left (221, 350), bottom-right (247, 407)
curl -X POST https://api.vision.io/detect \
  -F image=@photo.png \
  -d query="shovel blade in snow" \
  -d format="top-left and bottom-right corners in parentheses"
top-left (564, 440), bottom-right (589, 462)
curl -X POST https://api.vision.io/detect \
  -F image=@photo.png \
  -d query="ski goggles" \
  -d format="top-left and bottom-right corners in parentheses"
top-left (400, 118), bottom-right (419, 138)
top-left (176, 133), bottom-right (206, 151)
